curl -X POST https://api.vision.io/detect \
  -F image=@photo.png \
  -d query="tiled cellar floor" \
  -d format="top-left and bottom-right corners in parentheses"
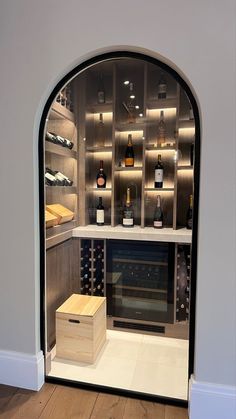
top-left (49, 330), bottom-right (189, 400)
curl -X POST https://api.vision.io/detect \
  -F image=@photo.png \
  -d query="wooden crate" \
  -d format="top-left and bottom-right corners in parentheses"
top-left (56, 294), bottom-right (106, 363)
top-left (45, 210), bottom-right (58, 228)
top-left (46, 204), bottom-right (74, 224)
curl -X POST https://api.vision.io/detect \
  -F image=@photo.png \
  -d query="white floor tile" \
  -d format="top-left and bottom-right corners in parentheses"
top-left (131, 360), bottom-right (188, 400)
top-left (49, 330), bottom-right (188, 399)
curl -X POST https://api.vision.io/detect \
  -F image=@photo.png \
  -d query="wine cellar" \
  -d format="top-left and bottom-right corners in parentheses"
top-left (42, 53), bottom-right (197, 400)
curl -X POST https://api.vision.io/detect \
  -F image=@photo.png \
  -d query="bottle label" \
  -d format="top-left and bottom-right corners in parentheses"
top-left (154, 220), bottom-right (163, 228)
top-left (158, 84), bottom-right (166, 94)
top-left (45, 173), bottom-right (55, 181)
top-left (125, 158), bottom-right (134, 166)
top-left (96, 210), bottom-right (104, 224)
top-left (123, 218), bottom-right (134, 226)
top-left (97, 177), bottom-right (105, 186)
top-left (97, 91), bottom-right (105, 103)
top-left (155, 169), bottom-right (163, 182)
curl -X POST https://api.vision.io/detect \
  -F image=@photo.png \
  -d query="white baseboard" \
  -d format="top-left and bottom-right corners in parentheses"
top-left (189, 375), bottom-right (236, 419)
top-left (0, 349), bottom-right (44, 390)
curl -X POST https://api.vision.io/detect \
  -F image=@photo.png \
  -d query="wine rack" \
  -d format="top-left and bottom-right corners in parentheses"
top-left (176, 244), bottom-right (191, 322)
top-left (71, 57), bottom-right (194, 231)
top-left (45, 83), bottom-right (78, 238)
top-left (80, 239), bottom-right (105, 297)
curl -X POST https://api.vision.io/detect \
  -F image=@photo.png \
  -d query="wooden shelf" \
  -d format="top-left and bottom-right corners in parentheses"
top-left (86, 187), bottom-right (112, 192)
top-left (46, 186), bottom-right (77, 193)
top-left (86, 146), bottom-right (113, 153)
top-left (145, 187), bottom-right (174, 192)
top-left (177, 165), bottom-right (193, 171)
top-left (146, 144), bottom-right (176, 151)
top-left (87, 103), bottom-right (113, 113)
top-left (45, 142), bottom-right (77, 159)
top-left (50, 101), bottom-right (75, 123)
top-left (178, 119), bottom-right (195, 129)
top-left (116, 122), bottom-right (145, 132)
top-left (115, 166), bottom-right (143, 172)
top-left (46, 220), bottom-right (78, 248)
top-left (147, 98), bottom-right (177, 110)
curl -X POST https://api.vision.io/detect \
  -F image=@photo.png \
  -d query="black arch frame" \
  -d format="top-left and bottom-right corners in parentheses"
top-left (38, 51), bottom-right (200, 407)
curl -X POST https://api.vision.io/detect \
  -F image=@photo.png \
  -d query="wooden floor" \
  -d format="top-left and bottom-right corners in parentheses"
top-left (0, 383), bottom-right (189, 418)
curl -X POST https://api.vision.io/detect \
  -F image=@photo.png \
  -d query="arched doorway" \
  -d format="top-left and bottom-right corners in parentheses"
top-left (39, 51), bottom-right (200, 404)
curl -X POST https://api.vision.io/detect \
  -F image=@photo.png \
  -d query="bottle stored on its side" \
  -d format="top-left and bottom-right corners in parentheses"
top-left (125, 134), bottom-right (134, 167)
top-left (186, 195), bottom-right (193, 229)
top-left (96, 197), bottom-right (105, 226)
top-left (122, 188), bottom-right (134, 227)
top-left (153, 195), bottom-right (163, 229)
top-left (45, 170), bottom-right (57, 186)
top-left (157, 74), bottom-right (167, 99)
top-left (97, 74), bottom-right (105, 104)
top-left (157, 110), bottom-right (166, 147)
top-left (96, 160), bottom-right (107, 188)
top-left (154, 154), bottom-right (164, 188)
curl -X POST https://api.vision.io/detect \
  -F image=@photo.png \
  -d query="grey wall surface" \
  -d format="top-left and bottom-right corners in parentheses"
top-left (0, 0), bottom-right (235, 387)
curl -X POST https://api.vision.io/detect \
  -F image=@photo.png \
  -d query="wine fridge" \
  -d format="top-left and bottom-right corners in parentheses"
top-left (106, 240), bottom-right (175, 326)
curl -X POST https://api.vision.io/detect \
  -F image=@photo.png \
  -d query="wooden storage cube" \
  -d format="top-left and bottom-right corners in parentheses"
top-left (46, 203), bottom-right (74, 224)
top-left (45, 210), bottom-right (58, 228)
top-left (56, 294), bottom-right (106, 363)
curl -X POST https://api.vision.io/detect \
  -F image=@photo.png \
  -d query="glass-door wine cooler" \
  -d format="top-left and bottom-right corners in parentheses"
top-left (106, 240), bottom-right (175, 325)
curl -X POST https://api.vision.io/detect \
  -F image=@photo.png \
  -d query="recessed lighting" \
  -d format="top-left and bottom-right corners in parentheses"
top-left (130, 95), bottom-right (135, 99)
top-left (139, 113), bottom-right (143, 117)
top-left (124, 80), bottom-right (129, 85)
top-left (135, 105), bottom-right (140, 109)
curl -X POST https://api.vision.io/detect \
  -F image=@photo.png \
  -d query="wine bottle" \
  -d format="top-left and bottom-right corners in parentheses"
top-left (186, 195), bottom-right (193, 229)
top-left (45, 171), bottom-right (57, 186)
top-left (96, 160), bottom-right (107, 188)
top-left (96, 113), bottom-right (105, 147)
top-left (157, 74), bottom-right (167, 99)
top-left (97, 74), bottom-right (105, 104)
top-left (125, 134), bottom-right (134, 167)
top-left (157, 110), bottom-right (166, 147)
top-left (153, 195), bottom-right (163, 228)
top-left (96, 197), bottom-right (104, 226)
top-left (154, 154), bottom-right (164, 188)
top-left (55, 172), bottom-right (73, 186)
top-left (126, 82), bottom-right (136, 123)
top-left (45, 131), bottom-right (57, 144)
top-left (122, 188), bottom-right (134, 227)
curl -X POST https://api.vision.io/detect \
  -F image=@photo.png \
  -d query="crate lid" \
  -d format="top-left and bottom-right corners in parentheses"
top-left (56, 294), bottom-right (106, 317)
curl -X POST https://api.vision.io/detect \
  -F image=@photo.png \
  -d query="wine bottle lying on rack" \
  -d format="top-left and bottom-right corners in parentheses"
top-left (45, 167), bottom-right (73, 186)
top-left (45, 131), bottom-right (74, 149)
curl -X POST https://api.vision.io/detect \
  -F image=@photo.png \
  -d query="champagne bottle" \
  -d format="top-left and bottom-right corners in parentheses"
top-left (153, 195), bottom-right (163, 228)
top-left (96, 160), bottom-right (107, 188)
top-left (125, 134), bottom-right (134, 167)
top-left (96, 113), bottom-right (105, 147)
top-left (157, 74), bottom-right (167, 99)
top-left (186, 195), bottom-right (193, 229)
top-left (154, 154), bottom-right (164, 188)
top-left (157, 110), bottom-right (166, 147)
top-left (97, 74), bottom-right (105, 104)
top-left (96, 197), bottom-right (105, 226)
top-left (122, 188), bottom-right (134, 227)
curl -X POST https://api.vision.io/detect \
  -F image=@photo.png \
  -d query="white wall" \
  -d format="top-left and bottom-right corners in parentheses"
top-left (0, 0), bottom-right (235, 410)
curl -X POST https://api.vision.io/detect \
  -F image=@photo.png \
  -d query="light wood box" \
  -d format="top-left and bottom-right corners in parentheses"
top-left (46, 204), bottom-right (74, 224)
top-left (45, 210), bottom-right (58, 228)
top-left (56, 294), bottom-right (106, 363)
